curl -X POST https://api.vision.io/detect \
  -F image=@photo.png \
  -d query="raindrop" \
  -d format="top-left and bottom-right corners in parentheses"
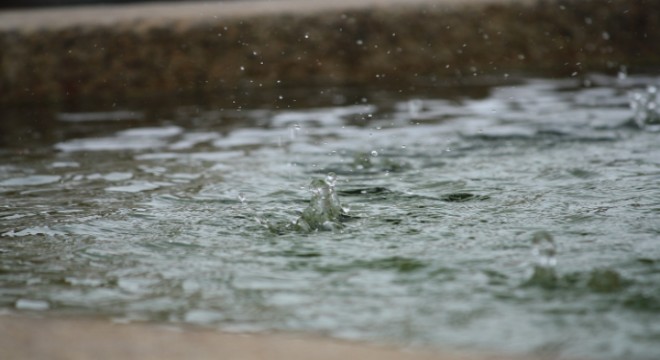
top-left (370, 150), bottom-right (378, 157)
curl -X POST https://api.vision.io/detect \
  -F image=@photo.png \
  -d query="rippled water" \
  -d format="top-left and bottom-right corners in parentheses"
top-left (1, 75), bottom-right (659, 359)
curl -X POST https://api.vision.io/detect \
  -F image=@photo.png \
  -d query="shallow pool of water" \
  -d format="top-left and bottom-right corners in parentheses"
top-left (1, 75), bottom-right (659, 359)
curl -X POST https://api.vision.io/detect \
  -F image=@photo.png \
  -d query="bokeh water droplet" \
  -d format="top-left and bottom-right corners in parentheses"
top-left (370, 150), bottom-right (378, 157)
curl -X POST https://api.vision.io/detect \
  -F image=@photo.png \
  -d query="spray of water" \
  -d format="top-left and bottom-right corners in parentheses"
top-left (630, 85), bottom-right (660, 129)
top-left (240, 173), bottom-right (347, 233)
top-left (525, 231), bottom-right (558, 288)
top-left (294, 172), bottom-right (346, 232)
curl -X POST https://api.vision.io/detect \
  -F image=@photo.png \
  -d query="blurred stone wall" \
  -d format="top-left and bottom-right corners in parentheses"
top-left (1, 0), bottom-right (659, 104)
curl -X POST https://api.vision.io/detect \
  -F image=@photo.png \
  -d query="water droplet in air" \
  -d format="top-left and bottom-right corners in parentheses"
top-left (370, 150), bottom-right (378, 157)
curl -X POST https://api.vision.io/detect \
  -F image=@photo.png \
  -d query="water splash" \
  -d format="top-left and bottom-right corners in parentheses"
top-left (630, 85), bottom-right (660, 129)
top-left (236, 192), bottom-right (271, 230)
top-left (531, 231), bottom-right (557, 267)
top-left (294, 172), bottom-right (346, 232)
top-left (237, 192), bottom-right (247, 205)
top-left (525, 231), bottom-right (558, 288)
top-left (243, 173), bottom-right (347, 233)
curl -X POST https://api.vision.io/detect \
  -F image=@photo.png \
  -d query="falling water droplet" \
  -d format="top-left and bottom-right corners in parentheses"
top-left (370, 150), bottom-right (378, 157)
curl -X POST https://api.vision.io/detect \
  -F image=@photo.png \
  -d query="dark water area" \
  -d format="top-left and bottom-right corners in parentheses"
top-left (1, 75), bottom-right (659, 359)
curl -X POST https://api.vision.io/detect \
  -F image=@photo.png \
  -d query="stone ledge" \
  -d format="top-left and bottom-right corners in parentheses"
top-left (1, 0), bottom-right (658, 104)
top-left (0, 314), bottom-right (528, 360)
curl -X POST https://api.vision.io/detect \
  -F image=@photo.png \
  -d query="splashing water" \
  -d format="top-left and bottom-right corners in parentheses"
top-left (526, 231), bottom-right (558, 288)
top-left (531, 230), bottom-right (557, 268)
top-left (294, 172), bottom-right (346, 232)
top-left (630, 85), bottom-right (660, 128)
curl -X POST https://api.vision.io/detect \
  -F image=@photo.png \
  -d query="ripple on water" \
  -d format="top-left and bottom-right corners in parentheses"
top-left (105, 181), bottom-right (172, 193)
top-left (1, 226), bottom-right (67, 238)
top-left (0, 175), bottom-right (60, 186)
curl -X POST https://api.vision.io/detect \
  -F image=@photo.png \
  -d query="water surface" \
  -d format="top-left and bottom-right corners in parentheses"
top-left (1, 75), bottom-right (659, 359)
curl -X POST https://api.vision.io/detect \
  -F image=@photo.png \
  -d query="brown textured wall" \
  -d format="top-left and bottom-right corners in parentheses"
top-left (1, 0), bottom-right (659, 104)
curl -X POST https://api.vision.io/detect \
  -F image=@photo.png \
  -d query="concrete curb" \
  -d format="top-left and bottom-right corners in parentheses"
top-left (1, 0), bottom-right (658, 104)
top-left (0, 314), bottom-right (527, 360)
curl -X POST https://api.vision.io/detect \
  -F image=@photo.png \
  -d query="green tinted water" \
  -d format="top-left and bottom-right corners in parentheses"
top-left (1, 76), bottom-right (659, 359)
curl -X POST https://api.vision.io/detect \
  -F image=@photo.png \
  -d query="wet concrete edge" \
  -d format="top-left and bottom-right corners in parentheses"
top-left (0, 313), bottom-right (541, 360)
top-left (0, 0), bottom-right (659, 104)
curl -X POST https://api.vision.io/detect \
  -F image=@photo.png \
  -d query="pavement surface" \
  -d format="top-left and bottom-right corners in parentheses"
top-left (0, 314), bottom-right (532, 360)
